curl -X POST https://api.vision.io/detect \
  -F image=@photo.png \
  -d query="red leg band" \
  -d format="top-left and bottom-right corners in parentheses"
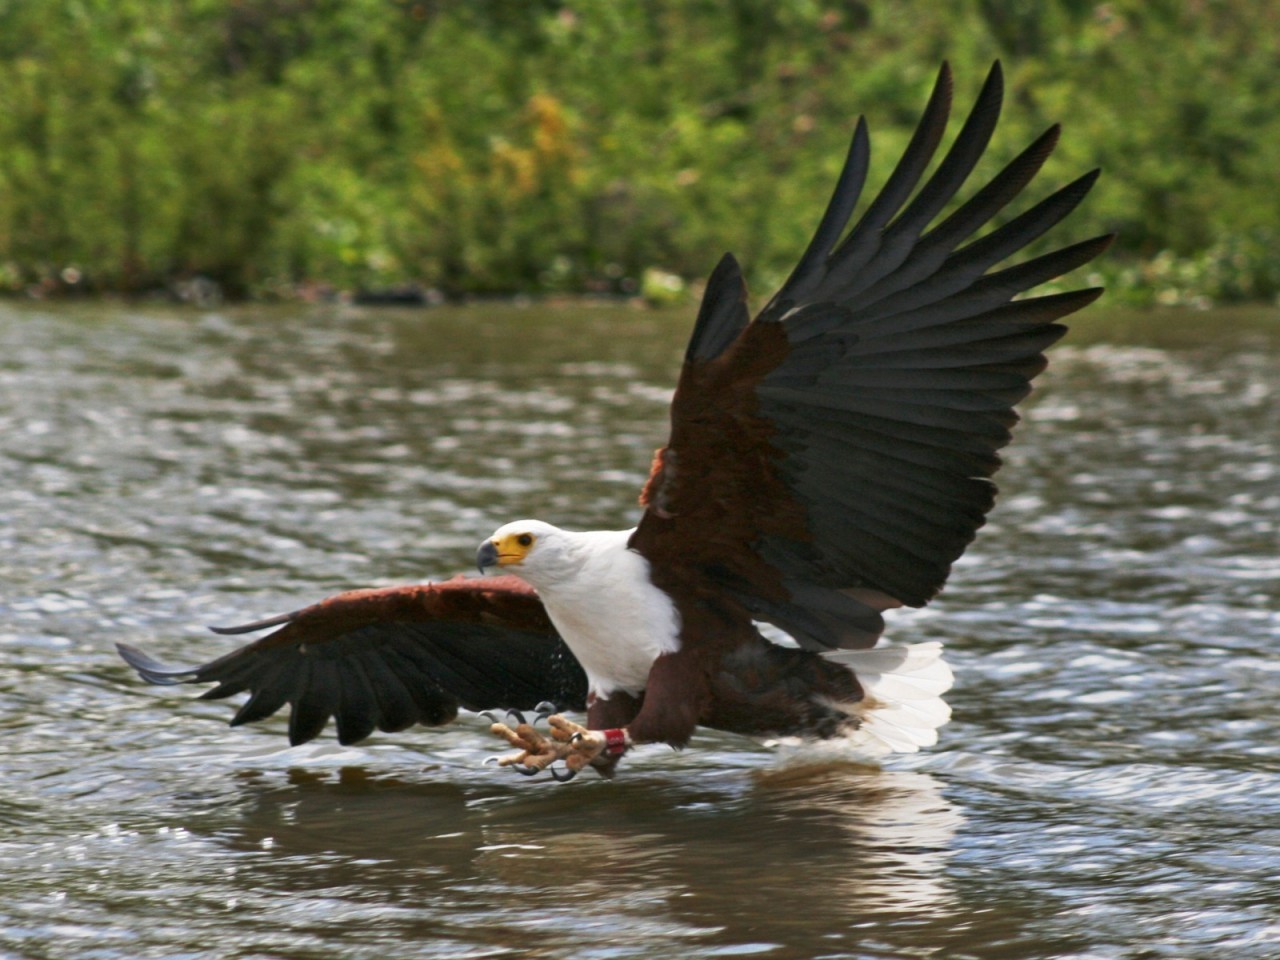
top-left (603, 728), bottom-right (628, 756)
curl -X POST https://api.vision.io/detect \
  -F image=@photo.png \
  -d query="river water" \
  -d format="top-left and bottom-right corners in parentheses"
top-left (1, 300), bottom-right (1277, 959)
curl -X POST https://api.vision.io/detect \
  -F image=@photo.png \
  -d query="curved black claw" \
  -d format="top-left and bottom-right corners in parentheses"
top-left (505, 709), bottom-right (528, 726)
top-left (514, 765), bottom-right (542, 777)
top-left (533, 701), bottom-right (558, 722)
top-left (480, 710), bottom-right (503, 724)
top-left (548, 765), bottom-right (578, 783)
top-left (482, 755), bottom-right (502, 766)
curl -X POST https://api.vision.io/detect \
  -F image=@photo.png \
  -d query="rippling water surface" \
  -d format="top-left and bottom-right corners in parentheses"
top-left (2, 301), bottom-right (1277, 959)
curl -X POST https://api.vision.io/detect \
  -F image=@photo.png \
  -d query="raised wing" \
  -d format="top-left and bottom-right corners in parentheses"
top-left (117, 575), bottom-right (587, 746)
top-left (631, 62), bottom-right (1112, 652)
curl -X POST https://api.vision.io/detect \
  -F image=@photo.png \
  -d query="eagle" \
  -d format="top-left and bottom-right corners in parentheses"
top-left (118, 63), bottom-right (1111, 780)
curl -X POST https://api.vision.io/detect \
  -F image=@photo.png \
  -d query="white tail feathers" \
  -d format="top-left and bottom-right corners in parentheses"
top-left (824, 640), bottom-right (954, 758)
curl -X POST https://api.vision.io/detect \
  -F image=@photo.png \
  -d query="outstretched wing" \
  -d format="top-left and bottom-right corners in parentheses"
top-left (631, 62), bottom-right (1112, 652)
top-left (118, 575), bottom-right (587, 746)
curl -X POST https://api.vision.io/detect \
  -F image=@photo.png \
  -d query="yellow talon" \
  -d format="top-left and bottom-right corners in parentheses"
top-left (489, 719), bottom-right (572, 770)
top-left (487, 714), bottom-right (619, 777)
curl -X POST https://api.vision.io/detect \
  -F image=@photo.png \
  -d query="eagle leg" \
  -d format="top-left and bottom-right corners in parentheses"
top-left (550, 714), bottom-right (631, 774)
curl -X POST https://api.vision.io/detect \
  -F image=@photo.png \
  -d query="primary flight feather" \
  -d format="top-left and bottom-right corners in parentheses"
top-left (119, 62), bottom-right (1111, 779)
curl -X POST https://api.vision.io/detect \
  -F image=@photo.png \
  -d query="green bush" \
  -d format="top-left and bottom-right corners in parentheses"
top-left (0, 0), bottom-right (1276, 305)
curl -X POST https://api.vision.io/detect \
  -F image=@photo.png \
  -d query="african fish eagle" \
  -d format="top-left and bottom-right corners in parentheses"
top-left (118, 62), bottom-right (1111, 779)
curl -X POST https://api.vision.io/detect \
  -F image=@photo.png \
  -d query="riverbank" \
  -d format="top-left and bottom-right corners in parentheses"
top-left (6, 254), bottom-right (1279, 313)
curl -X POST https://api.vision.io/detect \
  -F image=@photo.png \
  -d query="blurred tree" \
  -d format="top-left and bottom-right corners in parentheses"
top-left (0, 0), bottom-right (1274, 303)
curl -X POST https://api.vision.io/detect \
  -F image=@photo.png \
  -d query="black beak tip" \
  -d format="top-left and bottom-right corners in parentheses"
top-left (476, 540), bottom-right (499, 575)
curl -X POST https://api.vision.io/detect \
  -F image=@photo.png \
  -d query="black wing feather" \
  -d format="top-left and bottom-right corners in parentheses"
top-left (633, 62), bottom-right (1111, 648)
top-left (289, 659), bottom-right (337, 746)
top-left (754, 73), bottom-right (1110, 611)
top-left (823, 62), bottom-right (955, 285)
top-left (879, 64), bottom-right (1004, 249)
top-left (771, 118), bottom-right (871, 308)
top-left (684, 253), bottom-right (751, 363)
top-left (230, 664), bottom-right (291, 726)
top-left (117, 579), bottom-right (588, 747)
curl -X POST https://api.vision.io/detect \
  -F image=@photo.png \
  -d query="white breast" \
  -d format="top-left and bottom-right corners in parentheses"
top-left (526, 529), bottom-right (681, 698)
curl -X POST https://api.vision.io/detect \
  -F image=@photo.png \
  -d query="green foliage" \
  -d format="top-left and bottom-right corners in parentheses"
top-left (0, 0), bottom-right (1276, 304)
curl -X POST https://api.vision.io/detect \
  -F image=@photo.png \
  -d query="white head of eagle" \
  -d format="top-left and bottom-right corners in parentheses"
top-left (477, 520), bottom-right (568, 581)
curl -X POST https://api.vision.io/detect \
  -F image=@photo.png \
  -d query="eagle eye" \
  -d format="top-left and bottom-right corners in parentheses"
top-left (516, 533), bottom-right (533, 547)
